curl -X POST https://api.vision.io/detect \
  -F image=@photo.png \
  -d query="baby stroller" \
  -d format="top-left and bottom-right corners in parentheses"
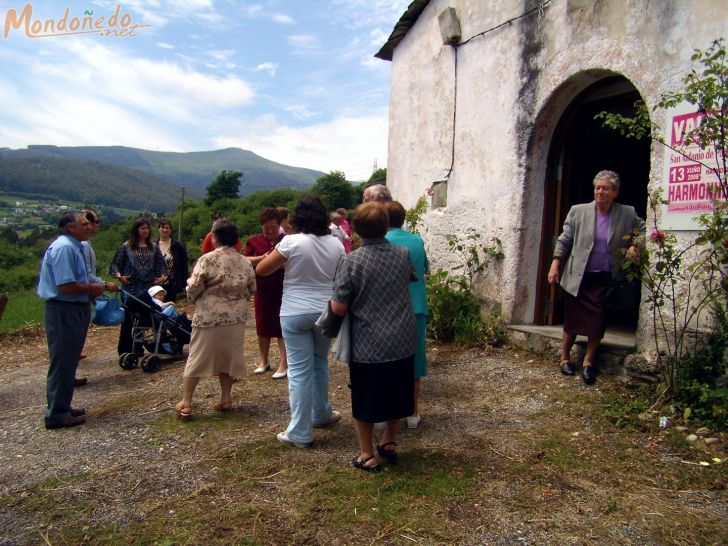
top-left (118, 290), bottom-right (192, 373)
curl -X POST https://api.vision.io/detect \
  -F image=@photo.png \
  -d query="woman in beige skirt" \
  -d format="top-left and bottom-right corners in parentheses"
top-left (175, 219), bottom-right (256, 420)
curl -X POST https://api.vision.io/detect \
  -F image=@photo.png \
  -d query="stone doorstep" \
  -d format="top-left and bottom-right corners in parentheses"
top-left (507, 324), bottom-right (635, 375)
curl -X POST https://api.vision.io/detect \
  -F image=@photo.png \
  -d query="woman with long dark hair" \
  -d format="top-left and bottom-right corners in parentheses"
top-left (257, 195), bottom-right (345, 447)
top-left (110, 217), bottom-right (168, 355)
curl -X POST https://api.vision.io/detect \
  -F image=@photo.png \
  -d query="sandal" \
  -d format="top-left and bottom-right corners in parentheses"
top-left (376, 442), bottom-right (398, 464)
top-left (351, 455), bottom-right (381, 473)
top-left (213, 402), bottom-right (234, 412)
top-left (175, 401), bottom-right (192, 421)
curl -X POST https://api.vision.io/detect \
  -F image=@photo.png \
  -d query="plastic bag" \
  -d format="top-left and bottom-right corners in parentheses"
top-left (92, 292), bottom-right (125, 326)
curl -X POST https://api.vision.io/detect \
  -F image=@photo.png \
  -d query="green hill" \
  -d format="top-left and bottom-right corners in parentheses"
top-left (0, 155), bottom-right (184, 212)
top-left (3, 145), bottom-right (324, 196)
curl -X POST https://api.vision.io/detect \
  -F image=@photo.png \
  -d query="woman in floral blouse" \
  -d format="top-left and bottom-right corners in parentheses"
top-left (175, 219), bottom-right (256, 420)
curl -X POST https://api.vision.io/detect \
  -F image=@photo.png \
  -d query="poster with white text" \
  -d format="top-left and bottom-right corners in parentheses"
top-left (661, 102), bottom-right (725, 230)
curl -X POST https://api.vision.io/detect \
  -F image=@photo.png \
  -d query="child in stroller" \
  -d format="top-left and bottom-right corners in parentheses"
top-left (117, 287), bottom-right (192, 372)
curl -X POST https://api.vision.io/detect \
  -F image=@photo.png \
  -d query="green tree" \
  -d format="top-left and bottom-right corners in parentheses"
top-left (367, 167), bottom-right (387, 185)
top-left (311, 171), bottom-right (355, 210)
top-left (205, 170), bottom-right (242, 205)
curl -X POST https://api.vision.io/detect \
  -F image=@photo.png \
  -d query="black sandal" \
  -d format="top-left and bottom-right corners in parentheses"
top-left (351, 455), bottom-right (381, 473)
top-left (376, 442), bottom-right (398, 464)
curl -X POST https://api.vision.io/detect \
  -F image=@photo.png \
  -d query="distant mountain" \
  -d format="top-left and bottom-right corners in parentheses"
top-left (1, 145), bottom-right (324, 198)
top-left (0, 155), bottom-right (184, 212)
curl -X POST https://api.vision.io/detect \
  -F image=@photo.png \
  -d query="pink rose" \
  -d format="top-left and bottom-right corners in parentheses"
top-left (650, 230), bottom-right (666, 241)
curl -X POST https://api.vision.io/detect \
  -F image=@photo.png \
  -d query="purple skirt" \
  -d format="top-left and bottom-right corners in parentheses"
top-left (563, 271), bottom-right (610, 339)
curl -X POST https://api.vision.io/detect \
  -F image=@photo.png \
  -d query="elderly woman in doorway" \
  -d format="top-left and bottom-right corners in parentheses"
top-left (110, 217), bottom-right (168, 356)
top-left (244, 207), bottom-right (288, 379)
top-left (331, 202), bottom-right (417, 472)
top-left (175, 219), bottom-right (256, 419)
top-left (547, 169), bottom-right (645, 385)
top-left (257, 195), bottom-right (345, 448)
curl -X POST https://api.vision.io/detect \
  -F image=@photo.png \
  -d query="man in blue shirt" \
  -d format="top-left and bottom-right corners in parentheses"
top-left (37, 210), bottom-right (116, 429)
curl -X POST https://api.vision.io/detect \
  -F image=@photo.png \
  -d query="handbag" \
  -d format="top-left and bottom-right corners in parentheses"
top-left (331, 313), bottom-right (351, 363)
top-left (92, 292), bottom-right (125, 326)
top-left (315, 301), bottom-right (344, 338)
top-left (602, 278), bottom-right (640, 312)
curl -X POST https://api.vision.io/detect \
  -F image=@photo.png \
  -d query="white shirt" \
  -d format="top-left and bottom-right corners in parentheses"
top-left (276, 233), bottom-right (345, 316)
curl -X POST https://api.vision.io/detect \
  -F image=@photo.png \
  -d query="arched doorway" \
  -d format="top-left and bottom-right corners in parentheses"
top-left (534, 76), bottom-right (650, 329)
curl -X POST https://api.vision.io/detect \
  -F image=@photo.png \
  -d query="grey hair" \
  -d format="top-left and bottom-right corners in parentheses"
top-left (593, 170), bottom-right (620, 190)
top-left (365, 183), bottom-right (392, 202)
top-left (58, 210), bottom-right (83, 232)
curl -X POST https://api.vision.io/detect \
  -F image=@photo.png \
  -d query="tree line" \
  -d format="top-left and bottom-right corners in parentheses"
top-left (0, 167), bottom-right (387, 295)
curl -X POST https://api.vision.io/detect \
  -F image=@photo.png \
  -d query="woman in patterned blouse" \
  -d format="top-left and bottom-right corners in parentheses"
top-left (331, 203), bottom-right (417, 472)
top-left (109, 217), bottom-right (168, 356)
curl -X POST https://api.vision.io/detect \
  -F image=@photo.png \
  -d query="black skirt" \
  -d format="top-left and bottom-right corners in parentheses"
top-left (564, 271), bottom-right (610, 339)
top-left (349, 355), bottom-right (415, 422)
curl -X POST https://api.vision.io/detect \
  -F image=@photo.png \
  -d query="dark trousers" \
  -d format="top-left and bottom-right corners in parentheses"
top-left (44, 300), bottom-right (90, 426)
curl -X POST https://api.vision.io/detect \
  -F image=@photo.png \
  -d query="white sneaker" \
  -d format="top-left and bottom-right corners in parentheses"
top-left (406, 415), bottom-right (421, 429)
top-left (254, 362), bottom-right (270, 374)
top-left (314, 410), bottom-right (341, 428)
top-left (276, 431), bottom-right (313, 448)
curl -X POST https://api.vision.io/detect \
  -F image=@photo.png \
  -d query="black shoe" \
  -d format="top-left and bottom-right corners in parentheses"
top-left (560, 361), bottom-right (575, 376)
top-left (70, 408), bottom-right (86, 417)
top-left (45, 415), bottom-right (86, 429)
top-left (74, 377), bottom-right (88, 388)
top-left (582, 366), bottom-right (597, 385)
top-left (376, 442), bottom-right (398, 464)
top-left (351, 455), bottom-right (381, 473)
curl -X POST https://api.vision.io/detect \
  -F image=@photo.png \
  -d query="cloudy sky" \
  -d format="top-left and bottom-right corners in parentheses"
top-left (0, 0), bottom-right (409, 180)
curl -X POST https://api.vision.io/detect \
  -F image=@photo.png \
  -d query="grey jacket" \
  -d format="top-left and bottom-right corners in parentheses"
top-left (553, 201), bottom-right (645, 297)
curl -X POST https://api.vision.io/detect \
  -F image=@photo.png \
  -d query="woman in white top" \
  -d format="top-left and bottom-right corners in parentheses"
top-left (258, 195), bottom-right (345, 447)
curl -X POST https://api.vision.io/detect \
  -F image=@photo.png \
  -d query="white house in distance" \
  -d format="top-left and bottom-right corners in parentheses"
top-left (376, 0), bottom-right (728, 369)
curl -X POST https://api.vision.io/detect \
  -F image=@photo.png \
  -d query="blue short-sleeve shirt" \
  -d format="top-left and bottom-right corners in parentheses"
top-left (37, 234), bottom-right (90, 302)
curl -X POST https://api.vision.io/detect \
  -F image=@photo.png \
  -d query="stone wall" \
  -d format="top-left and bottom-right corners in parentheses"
top-left (384, 0), bottom-right (728, 359)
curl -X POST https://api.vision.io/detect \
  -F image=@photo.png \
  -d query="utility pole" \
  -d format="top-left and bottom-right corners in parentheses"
top-left (178, 187), bottom-right (185, 242)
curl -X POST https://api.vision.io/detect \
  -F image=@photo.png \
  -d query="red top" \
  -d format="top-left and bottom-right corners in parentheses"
top-left (201, 231), bottom-right (242, 254)
top-left (244, 233), bottom-right (285, 288)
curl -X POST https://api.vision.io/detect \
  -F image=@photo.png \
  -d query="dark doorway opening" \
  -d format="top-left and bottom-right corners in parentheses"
top-left (535, 76), bottom-right (650, 328)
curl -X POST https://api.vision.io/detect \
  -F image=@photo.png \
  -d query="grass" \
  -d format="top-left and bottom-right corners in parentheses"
top-left (0, 289), bottom-right (43, 333)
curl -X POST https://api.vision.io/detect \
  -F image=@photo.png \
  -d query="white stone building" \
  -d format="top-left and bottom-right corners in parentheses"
top-left (376, 0), bottom-right (728, 363)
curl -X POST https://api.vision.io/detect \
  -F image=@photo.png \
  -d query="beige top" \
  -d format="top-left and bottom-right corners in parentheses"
top-left (187, 247), bottom-right (256, 328)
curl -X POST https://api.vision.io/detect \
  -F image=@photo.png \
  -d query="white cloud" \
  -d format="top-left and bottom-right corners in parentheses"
top-left (254, 62), bottom-right (278, 77)
top-left (208, 49), bottom-right (235, 61)
top-left (284, 104), bottom-right (321, 119)
top-left (213, 113), bottom-right (389, 180)
top-left (288, 34), bottom-right (318, 50)
top-left (272, 13), bottom-right (295, 25)
top-left (156, 42), bottom-right (175, 49)
top-left (241, 4), bottom-right (295, 25)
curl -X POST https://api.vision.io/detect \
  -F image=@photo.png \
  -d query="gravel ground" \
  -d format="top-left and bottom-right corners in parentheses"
top-left (0, 323), bottom-right (726, 545)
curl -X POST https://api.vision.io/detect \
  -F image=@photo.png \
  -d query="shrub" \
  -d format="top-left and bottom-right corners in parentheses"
top-left (426, 269), bottom-right (506, 348)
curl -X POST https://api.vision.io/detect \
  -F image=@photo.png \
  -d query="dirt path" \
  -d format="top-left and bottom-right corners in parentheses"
top-left (0, 324), bottom-right (726, 545)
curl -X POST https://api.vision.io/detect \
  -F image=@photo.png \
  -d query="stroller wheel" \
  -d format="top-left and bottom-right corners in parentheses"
top-left (119, 353), bottom-right (134, 370)
top-left (142, 355), bottom-right (161, 373)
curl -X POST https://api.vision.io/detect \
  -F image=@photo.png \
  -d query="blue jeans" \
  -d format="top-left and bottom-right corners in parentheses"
top-left (280, 313), bottom-right (333, 443)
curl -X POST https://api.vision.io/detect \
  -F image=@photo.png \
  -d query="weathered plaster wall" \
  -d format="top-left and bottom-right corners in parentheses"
top-left (385, 0), bottom-right (728, 344)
